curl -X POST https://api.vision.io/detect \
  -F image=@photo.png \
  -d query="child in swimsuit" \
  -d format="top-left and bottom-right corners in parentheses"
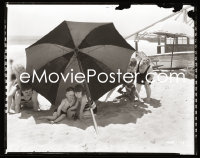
top-left (136, 57), bottom-right (154, 103)
top-left (71, 84), bottom-right (97, 120)
top-left (7, 64), bottom-right (40, 113)
top-left (114, 58), bottom-right (143, 103)
top-left (38, 87), bottom-right (76, 124)
top-left (7, 79), bottom-right (40, 113)
top-left (15, 82), bottom-right (40, 112)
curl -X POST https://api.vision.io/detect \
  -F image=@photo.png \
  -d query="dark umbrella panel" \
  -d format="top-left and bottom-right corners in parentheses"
top-left (25, 21), bottom-right (135, 106)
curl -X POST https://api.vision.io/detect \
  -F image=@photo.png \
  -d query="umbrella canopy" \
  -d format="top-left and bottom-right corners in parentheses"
top-left (25, 21), bottom-right (135, 106)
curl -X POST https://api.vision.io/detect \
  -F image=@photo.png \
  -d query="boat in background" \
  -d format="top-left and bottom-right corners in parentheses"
top-left (148, 51), bottom-right (194, 69)
top-left (126, 6), bottom-right (194, 70)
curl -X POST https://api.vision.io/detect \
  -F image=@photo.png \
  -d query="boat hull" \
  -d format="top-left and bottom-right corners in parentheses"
top-left (148, 51), bottom-right (194, 69)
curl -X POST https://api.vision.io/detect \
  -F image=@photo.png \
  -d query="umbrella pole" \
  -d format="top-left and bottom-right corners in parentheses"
top-left (75, 51), bottom-right (99, 134)
top-left (170, 36), bottom-right (175, 72)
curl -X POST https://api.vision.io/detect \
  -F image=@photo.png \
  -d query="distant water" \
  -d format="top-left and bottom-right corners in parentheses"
top-left (6, 36), bottom-right (162, 66)
top-left (7, 36), bottom-right (40, 46)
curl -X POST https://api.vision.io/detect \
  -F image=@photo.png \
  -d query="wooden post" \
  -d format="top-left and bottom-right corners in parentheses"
top-left (170, 35), bottom-right (175, 72)
top-left (187, 37), bottom-right (190, 45)
top-left (175, 37), bottom-right (178, 45)
top-left (135, 41), bottom-right (138, 52)
top-left (164, 36), bottom-right (167, 53)
top-left (157, 36), bottom-right (161, 54)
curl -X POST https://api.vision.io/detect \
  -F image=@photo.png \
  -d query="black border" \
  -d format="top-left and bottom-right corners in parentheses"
top-left (1, 0), bottom-right (199, 157)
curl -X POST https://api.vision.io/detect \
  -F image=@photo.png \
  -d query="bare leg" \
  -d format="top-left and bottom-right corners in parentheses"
top-left (7, 95), bottom-right (14, 113)
top-left (67, 109), bottom-right (76, 119)
top-left (135, 89), bottom-right (143, 102)
top-left (14, 91), bottom-right (21, 113)
top-left (7, 84), bottom-right (17, 113)
top-left (144, 82), bottom-right (151, 103)
top-left (39, 112), bottom-right (58, 121)
top-left (136, 83), bottom-right (142, 93)
top-left (79, 96), bottom-right (87, 119)
top-left (54, 114), bottom-right (66, 123)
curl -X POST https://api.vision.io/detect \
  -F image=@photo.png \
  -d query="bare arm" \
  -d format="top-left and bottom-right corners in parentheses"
top-left (118, 84), bottom-right (125, 94)
top-left (68, 99), bottom-right (79, 110)
top-left (7, 83), bottom-right (18, 113)
top-left (146, 66), bottom-right (154, 83)
top-left (56, 99), bottom-right (65, 116)
top-left (79, 96), bottom-right (88, 119)
top-left (32, 90), bottom-right (40, 110)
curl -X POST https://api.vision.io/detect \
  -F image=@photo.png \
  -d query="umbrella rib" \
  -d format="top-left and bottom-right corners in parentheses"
top-left (81, 45), bottom-right (104, 54)
top-left (53, 44), bottom-right (72, 51)
top-left (81, 45), bottom-right (135, 55)
top-left (65, 21), bottom-right (76, 49)
top-left (62, 54), bottom-right (77, 71)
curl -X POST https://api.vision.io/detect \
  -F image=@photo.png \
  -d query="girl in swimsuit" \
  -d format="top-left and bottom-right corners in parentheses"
top-left (136, 57), bottom-right (154, 103)
top-left (38, 87), bottom-right (76, 124)
top-left (114, 58), bottom-right (143, 104)
top-left (72, 84), bottom-right (97, 120)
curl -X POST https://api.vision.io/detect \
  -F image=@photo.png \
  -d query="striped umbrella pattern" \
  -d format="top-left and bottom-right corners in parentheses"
top-left (26, 21), bottom-right (135, 106)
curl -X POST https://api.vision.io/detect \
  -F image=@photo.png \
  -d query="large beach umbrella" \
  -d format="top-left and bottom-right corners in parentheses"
top-left (25, 21), bottom-right (135, 107)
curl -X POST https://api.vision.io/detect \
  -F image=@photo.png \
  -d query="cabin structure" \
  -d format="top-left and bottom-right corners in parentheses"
top-left (126, 6), bottom-right (194, 70)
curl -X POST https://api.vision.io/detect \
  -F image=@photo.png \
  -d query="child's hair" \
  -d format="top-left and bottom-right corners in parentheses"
top-left (74, 84), bottom-right (86, 95)
top-left (129, 58), bottom-right (137, 67)
top-left (21, 82), bottom-right (32, 91)
top-left (142, 57), bottom-right (151, 66)
top-left (66, 87), bottom-right (74, 93)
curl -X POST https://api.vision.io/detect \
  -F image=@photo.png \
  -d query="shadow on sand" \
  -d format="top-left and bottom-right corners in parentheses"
top-left (18, 98), bottom-right (161, 130)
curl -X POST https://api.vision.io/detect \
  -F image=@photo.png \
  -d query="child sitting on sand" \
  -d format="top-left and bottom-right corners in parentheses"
top-left (71, 84), bottom-right (97, 120)
top-left (38, 87), bottom-right (77, 124)
top-left (114, 58), bottom-right (143, 104)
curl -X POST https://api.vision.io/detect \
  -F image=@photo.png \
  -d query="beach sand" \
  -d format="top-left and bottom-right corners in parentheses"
top-left (6, 44), bottom-right (194, 154)
top-left (6, 75), bottom-right (194, 154)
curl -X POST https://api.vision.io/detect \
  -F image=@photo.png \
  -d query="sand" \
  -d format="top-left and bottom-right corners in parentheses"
top-left (6, 75), bottom-right (194, 154)
top-left (6, 44), bottom-right (194, 154)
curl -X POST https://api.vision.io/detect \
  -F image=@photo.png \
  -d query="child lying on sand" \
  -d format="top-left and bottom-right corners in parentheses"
top-left (7, 64), bottom-right (40, 113)
top-left (38, 87), bottom-right (78, 124)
